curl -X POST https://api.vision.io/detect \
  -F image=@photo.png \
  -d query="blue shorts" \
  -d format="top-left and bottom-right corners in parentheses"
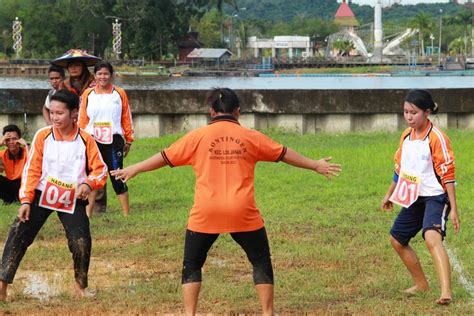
top-left (390, 193), bottom-right (450, 246)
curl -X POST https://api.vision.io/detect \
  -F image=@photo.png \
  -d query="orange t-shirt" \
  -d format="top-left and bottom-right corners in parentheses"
top-left (162, 115), bottom-right (287, 233)
top-left (0, 148), bottom-right (27, 180)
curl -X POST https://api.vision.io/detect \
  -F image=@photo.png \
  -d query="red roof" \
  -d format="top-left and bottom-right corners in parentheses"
top-left (335, 1), bottom-right (355, 18)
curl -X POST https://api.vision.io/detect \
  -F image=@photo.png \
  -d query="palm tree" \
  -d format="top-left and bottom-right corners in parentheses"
top-left (445, 10), bottom-right (472, 55)
top-left (448, 37), bottom-right (465, 56)
top-left (409, 12), bottom-right (434, 58)
top-left (332, 40), bottom-right (355, 57)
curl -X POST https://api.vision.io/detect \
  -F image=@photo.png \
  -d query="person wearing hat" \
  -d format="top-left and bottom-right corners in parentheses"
top-left (51, 49), bottom-right (100, 96)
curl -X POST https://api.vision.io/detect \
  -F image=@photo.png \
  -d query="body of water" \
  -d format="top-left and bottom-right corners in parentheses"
top-left (1, 75), bottom-right (473, 90)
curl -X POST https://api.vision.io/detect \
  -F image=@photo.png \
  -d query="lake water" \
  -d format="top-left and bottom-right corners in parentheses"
top-left (0, 75), bottom-right (473, 90)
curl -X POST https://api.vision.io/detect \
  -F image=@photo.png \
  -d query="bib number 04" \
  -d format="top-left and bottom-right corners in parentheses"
top-left (39, 176), bottom-right (77, 213)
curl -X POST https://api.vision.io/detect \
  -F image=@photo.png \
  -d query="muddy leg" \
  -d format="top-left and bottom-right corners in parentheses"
top-left (0, 206), bottom-right (51, 288)
top-left (57, 203), bottom-right (91, 293)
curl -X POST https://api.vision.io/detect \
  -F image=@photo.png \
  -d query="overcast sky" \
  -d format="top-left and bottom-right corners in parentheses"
top-left (350, 0), bottom-right (454, 6)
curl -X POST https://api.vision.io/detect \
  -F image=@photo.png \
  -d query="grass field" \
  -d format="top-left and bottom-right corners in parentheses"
top-left (0, 130), bottom-right (472, 314)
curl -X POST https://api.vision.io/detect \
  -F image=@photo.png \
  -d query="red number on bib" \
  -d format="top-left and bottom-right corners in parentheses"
top-left (389, 173), bottom-right (420, 208)
top-left (39, 178), bottom-right (76, 213)
top-left (93, 123), bottom-right (112, 144)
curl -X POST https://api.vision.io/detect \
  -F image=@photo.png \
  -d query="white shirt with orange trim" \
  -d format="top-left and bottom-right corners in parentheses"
top-left (394, 122), bottom-right (455, 196)
top-left (78, 85), bottom-right (134, 144)
top-left (19, 126), bottom-right (108, 204)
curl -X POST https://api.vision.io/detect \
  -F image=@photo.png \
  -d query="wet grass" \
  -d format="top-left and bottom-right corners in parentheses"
top-left (0, 130), bottom-right (472, 314)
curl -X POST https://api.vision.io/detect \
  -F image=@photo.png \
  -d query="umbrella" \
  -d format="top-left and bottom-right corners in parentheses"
top-left (51, 49), bottom-right (101, 67)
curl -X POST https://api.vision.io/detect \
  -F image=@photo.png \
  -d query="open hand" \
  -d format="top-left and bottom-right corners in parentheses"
top-left (110, 166), bottom-right (137, 183)
top-left (315, 157), bottom-right (342, 179)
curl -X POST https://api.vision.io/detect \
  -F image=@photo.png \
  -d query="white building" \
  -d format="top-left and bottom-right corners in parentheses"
top-left (247, 36), bottom-right (313, 59)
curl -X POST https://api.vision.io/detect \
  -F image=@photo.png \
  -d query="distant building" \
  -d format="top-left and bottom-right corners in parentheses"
top-left (335, 0), bottom-right (359, 32)
top-left (187, 48), bottom-right (232, 69)
top-left (178, 32), bottom-right (204, 62)
top-left (247, 36), bottom-right (313, 59)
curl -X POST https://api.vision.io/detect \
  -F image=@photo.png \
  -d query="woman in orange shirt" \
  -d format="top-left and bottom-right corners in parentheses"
top-left (111, 88), bottom-right (341, 315)
top-left (381, 89), bottom-right (460, 305)
top-left (0, 89), bottom-right (107, 301)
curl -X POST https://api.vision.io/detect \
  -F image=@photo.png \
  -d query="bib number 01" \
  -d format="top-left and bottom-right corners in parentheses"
top-left (389, 171), bottom-right (420, 208)
top-left (39, 176), bottom-right (77, 213)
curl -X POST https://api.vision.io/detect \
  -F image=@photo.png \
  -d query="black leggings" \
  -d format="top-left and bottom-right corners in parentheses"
top-left (96, 134), bottom-right (128, 195)
top-left (182, 227), bottom-right (273, 285)
top-left (0, 192), bottom-right (91, 288)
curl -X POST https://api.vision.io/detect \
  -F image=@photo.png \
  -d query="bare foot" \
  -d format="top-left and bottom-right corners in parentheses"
top-left (436, 297), bottom-right (452, 305)
top-left (403, 285), bottom-right (429, 295)
top-left (75, 283), bottom-right (95, 298)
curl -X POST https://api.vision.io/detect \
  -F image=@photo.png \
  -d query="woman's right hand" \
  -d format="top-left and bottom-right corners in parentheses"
top-left (381, 196), bottom-right (393, 211)
top-left (18, 204), bottom-right (31, 222)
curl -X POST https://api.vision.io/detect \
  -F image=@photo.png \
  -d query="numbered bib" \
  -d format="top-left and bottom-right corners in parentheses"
top-left (39, 176), bottom-right (77, 213)
top-left (93, 122), bottom-right (112, 144)
top-left (389, 171), bottom-right (421, 208)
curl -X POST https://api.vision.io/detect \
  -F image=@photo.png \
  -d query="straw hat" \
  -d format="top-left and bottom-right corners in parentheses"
top-left (51, 49), bottom-right (101, 67)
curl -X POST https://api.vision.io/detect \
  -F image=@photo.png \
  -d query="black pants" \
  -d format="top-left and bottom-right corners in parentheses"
top-left (182, 227), bottom-right (274, 285)
top-left (0, 176), bottom-right (20, 204)
top-left (0, 193), bottom-right (91, 288)
top-left (96, 134), bottom-right (128, 195)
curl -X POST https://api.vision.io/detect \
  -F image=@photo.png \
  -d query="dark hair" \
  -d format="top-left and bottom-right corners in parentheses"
top-left (48, 65), bottom-right (65, 77)
top-left (2, 124), bottom-right (21, 138)
top-left (206, 88), bottom-right (240, 114)
top-left (94, 61), bottom-right (114, 75)
top-left (405, 89), bottom-right (439, 114)
top-left (66, 59), bottom-right (92, 93)
top-left (50, 89), bottom-right (80, 111)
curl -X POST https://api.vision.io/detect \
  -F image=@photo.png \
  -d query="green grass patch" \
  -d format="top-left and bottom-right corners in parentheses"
top-left (0, 131), bottom-right (472, 314)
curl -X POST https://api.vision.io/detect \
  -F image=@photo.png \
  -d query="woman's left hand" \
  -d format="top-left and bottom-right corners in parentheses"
top-left (450, 209), bottom-right (460, 234)
top-left (124, 143), bottom-right (131, 157)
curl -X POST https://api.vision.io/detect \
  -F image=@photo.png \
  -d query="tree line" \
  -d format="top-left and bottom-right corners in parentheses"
top-left (0, 0), bottom-right (471, 60)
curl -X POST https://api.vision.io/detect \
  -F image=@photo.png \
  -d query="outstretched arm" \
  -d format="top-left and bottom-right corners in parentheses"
top-left (282, 148), bottom-right (341, 179)
top-left (110, 152), bottom-right (167, 182)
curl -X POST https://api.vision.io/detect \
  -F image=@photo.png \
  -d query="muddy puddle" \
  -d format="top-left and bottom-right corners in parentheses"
top-left (14, 270), bottom-right (69, 301)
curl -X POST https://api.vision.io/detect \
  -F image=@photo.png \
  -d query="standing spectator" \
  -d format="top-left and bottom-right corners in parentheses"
top-left (79, 61), bottom-right (133, 217)
top-left (42, 65), bottom-right (65, 125)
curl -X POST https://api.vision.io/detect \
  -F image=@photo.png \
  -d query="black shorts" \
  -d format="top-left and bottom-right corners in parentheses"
top-left (182, 227), bottom-right (274, 285)
top-left (96, 134), bottom-right (128, 195)
top-left (0, 176), bottom-right (21, 204)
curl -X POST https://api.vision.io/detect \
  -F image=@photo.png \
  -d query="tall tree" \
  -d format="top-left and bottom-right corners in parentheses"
top-left (409, 12), bottom-right (433, 58)
top-left (445, 9), bottom-right (472, 55)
